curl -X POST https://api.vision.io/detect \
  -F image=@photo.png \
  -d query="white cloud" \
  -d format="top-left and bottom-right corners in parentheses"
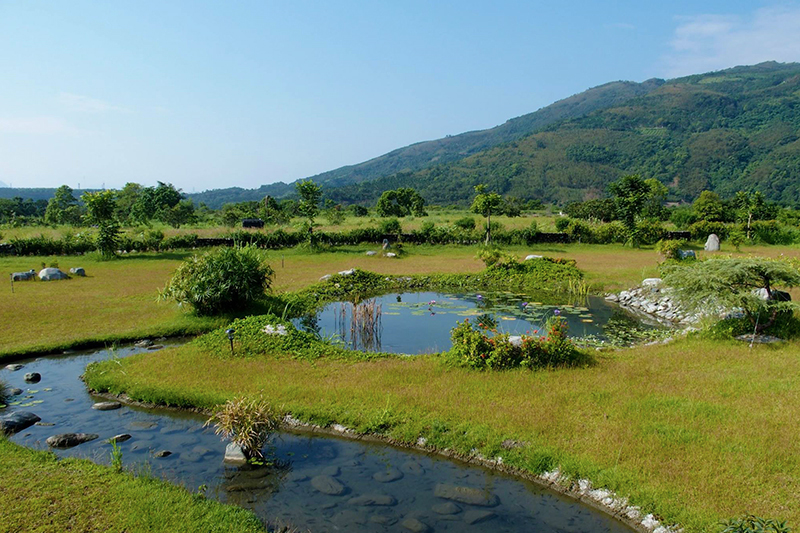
top-left (58, 92), bottom-right (132, 113)
top-left (0, 117), bottom-right (82, 135)
top-left (663, 5), bottom-right (800, 77)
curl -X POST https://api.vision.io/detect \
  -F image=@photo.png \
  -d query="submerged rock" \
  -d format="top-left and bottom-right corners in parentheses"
top-left (153, 450), bottom-right (172, 458)
top-left (401, 517), bottom-right (430, 533)
top-left (463, 509), bottom-right (496, 525)
top-left (400, 460), bottom-right (425, 475)
top-left (432, 502), bottom-right (461, 515)
top-left (46, 433), bottom-right (99, 448)
top-left (321, 465), bottom-right (340, 476)
top-left (0, 412), bottom-right (41, 435)
top-left (373, 468), bottom-right (404, 483)
top-left (9, 388), bottom-right (23, 396)
top-left (434, 484), bottom-right (500, 507)
top-left (348, 494), bottom-right (397, 506)
top-left (311, 475), bottom-right (347, 496)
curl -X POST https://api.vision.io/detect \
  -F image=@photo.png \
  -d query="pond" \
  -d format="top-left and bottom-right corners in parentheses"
top-left (294, 291), bottom-right (656, 353)
top-left (2, 344), bottom-right (635, 533)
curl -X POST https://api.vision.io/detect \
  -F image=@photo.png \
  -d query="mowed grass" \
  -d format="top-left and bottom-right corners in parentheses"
top-left (0, 253), bottom-right (226, 358)
top-left (3, 243), bottom-right (800, 357)
top-left (0, 438), bottom-right (266, 533)
top-left (85, 336), bottom-right (800, 532)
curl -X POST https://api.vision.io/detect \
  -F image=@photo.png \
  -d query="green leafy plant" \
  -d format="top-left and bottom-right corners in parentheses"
top-left (476, 246), bottom-right (517, 267)
top-left (109, 440), bottom-right (123, 473)
top-left (205, 396), bottom-right (281, 460)
top-left (158, 245), bottom-right (274, 315)
top-left (720, 514), bottom-right (791, 533)
top-left (656, 239), bottom-right (688, 261)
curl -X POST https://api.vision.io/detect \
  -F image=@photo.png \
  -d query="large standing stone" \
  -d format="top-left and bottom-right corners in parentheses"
top-left (46, 433), bottom-right (99, 448)
top-left (38, 268), bottom-right (70, 281)
top-left (311, 475), bottom-right (347, 495)
top-left (704, 234), bottom-right (720, 252)
top-left (434, 484), bottom-right (500, 507)
top-left (0, 412), bottom-right (41, 435)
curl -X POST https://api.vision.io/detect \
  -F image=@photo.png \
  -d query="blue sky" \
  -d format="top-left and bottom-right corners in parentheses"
top-left (1, 1), bottom-right (799, 192)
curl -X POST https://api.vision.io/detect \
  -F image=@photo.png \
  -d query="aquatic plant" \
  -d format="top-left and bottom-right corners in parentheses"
top-left (109, 440), bottom-right (123, 473)
top-left (205, 396), bottom-right (281, 460)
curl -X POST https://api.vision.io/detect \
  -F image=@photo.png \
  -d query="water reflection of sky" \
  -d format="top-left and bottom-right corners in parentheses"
top-left (295, 291), bottom-right (639, 354)
top-left (3, 344), bottom-right (635, 533)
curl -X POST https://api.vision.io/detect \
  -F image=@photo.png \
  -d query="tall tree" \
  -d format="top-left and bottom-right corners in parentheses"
top-left (471, 184), bottom-right (504, 245)
top-left (609, 174), bottom-right (649, 244)
top-left (296, 180), bottom-right (322, 244)
top-left (82, 190), bottom-right (120, 258)
top-left (44, 185), bottom-right (83, 225)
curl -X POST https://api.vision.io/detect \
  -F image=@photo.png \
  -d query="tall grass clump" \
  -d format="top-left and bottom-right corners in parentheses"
top-left (159, 245), bottom-right (274, 315)
top-left (205, 396), bottom-right (281, 460)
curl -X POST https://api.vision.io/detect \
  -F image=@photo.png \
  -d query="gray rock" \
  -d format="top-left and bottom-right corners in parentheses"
top-left (463, 510), bottom-right (496, 525)
top-left (146, 345), bottom-right (164, 350)
top-left (190, 445), bottom-right (214, 457)
top-left (311, 475), bottom-right (347, 495)
top-left (284, 472), bottom-right (309, 482)
top-left (107, 434), bottom-right (132, 443)
top-left (401, 517), bottom-right (430, 533)
top-left (704, 234), bottom-right (720, 252)
top-left (153, 450), bottom-right (172, 458)
top-left (0, 412), bottom-right (41, 435)
top-left (134, 339), bottom-right (154, 348)
top-left (401, 460), bottom-right (425, 475)
top-left (321, 465), bottom-right (340, 476)
top-left (24, 372), bottom-right (41, 383)
top-left (338, 268), bottom-right (356, 276)
top-left (38, 267), bottom-right (70, 281)
top-left (11, 269), bottom-right (36, 282)
top-left (332, 509), bottom-right (368, 526)
top-left (348, 494), bottom-right (397, 506)
top-left (69, 267), bottom-right (86, 277)
top-left (385, 252), bottom-right (397, 258)
top-left (9, 388), bottom-right (23, 396)
top-left (46, 433), bottom-right (99, 448)
top-left (678, 249), bottom-right (696, 260)
top-left (524, 254), bottom-right (543, 260)
top-left (369, 514), bottom-right (399, 525)
top-left (432, 502), bottom-right (461, 515)
top-left (5, 364), bottom-right (23, 371)
top-left (434, 484), bottom-right (500, 507)
top-left (92, 401), bottom-right (122, 411)
top-left (642, 278), bottom-right (662, 288)
top-left (319, 274), bottom-right (332, 282)
top-left (223, 442), bottom-right (247, 466)
top-left (373, 468), bottom-right (404, 483)
top-left (366, 251), bottom-right (377, 256)
top-left (35, 422), bottom-right (55, 427)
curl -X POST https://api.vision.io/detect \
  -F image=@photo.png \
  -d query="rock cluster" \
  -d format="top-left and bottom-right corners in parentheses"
top-left (605, 280), bottom-right (692, 325)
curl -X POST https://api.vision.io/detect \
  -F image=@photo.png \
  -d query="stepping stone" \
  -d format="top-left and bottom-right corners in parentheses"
top-left (348, 494), bottom-right (397, 506)
top-left (5, 364), bottom-right (23, 371)
top-left (432, 502), bottom-right (461, 515)
top-left (108, 434), bottom-right (132, 443)
top-left (373, 468), bottom-right (403, 483)
top-left (464, 510), bottom-right (496, 525)
top-left (0, 412), bottom-right (41, 435)
top-left (153, 450), bottom-right (172, 458)
top-left (311, 475), bottom-right (347, 496)
top-left (434, 484), bottom-right (500, 507)
top-left (24, 373), bottom-right (41, 383)
top-left (92, 401), bottom-right (122, 411)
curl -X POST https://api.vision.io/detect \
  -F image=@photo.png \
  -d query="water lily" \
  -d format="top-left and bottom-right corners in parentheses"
top-left (554, 309), bottom-right (561, 316)
top-left (476, 294), bottom-right (483, 300)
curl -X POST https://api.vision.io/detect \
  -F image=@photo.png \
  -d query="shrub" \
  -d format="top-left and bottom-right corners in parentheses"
top-left (689, 220), bottom-right (729, 241)
top-left (446, 316), bottom-right (586, 370)
top-left (205, 396), bottom-right (281, 460)
top-left (159, 245), bottom-right (274, 315)
top-left (378, 217), bottom-right (402, 235)
top-left (720, 515), bottom-right (791, 533)
top-left (635, 219), bottom-right (667, 245)
top-left (655, 239), bottom-right (688, 261)
top-left (454, 216), bottom-right (476, 231)
top-left (476, 247), bottom-right (517, 267)
top-left (554, 217), bottom-right (570, 232)
top-left (566, 220), bottom-right (595, 243)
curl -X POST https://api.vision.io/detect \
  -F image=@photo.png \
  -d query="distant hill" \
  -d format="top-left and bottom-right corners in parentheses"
top-left (189, 78), bottom-right (665, 208)
top-left (0, 188), bottom-right (98, 202)
top-left (324, 62), bottom-right (800, 206)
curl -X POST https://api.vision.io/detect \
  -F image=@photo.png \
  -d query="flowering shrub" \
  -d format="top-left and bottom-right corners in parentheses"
top-left (445, 316), bottom-right (587, 370)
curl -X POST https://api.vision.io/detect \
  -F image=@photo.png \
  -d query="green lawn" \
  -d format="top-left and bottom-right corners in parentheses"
top-left (0, 438), bottom-right (266, 533)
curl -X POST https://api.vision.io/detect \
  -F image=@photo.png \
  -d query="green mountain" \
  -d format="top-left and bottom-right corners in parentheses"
top-left (189, 78), bottom-right (664, 207)
top-left (325, 62), bottom-right (800, 206)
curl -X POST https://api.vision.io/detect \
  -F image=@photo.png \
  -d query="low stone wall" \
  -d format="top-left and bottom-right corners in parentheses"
top-left (606, 281), bottom-right (695, 325)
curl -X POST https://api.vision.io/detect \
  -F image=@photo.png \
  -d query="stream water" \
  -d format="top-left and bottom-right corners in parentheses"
top-left (3, 342), bottom-right (634, 533)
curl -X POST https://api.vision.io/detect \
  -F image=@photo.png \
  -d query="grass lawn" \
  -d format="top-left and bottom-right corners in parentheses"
top-left (85, 336), bottom-right (800, 533)
top-left (0, 438), bottom-right (266, 532)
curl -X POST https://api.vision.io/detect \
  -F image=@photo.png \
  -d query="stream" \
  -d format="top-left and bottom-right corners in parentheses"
top-left (3, 342), bottom-right (635, 533)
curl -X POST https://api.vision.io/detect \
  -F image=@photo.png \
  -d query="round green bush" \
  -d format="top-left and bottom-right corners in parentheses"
top-left (159, 245), bottom-right (274, 315)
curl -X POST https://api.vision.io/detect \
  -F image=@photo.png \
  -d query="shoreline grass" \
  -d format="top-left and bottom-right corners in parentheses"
top-left (0, 437), bottom-right (267, 533)
top-left (84, 336), bottom-right (800, 532)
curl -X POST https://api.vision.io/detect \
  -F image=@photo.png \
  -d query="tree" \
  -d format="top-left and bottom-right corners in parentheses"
top-left (642, 178), bottom-right (668, 220)
top-left (82, 190), bottom-right (120, 258)
top-left (45, 185), bottom-right (83, 225)
top-left (608, 174), bottom-right (649, 244)
top-left (471, 184), bottom-right (504, 245)
top-left (296, 180), bottom-right (322, 244)
top-left (693, 190), bottom-right (725, 222)
top-left (733, 191), bottom-right (777, 239)
top-left (662, 257), bottom-right (800, 334)
top-left (376, 188), bottom-right (426, 217)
